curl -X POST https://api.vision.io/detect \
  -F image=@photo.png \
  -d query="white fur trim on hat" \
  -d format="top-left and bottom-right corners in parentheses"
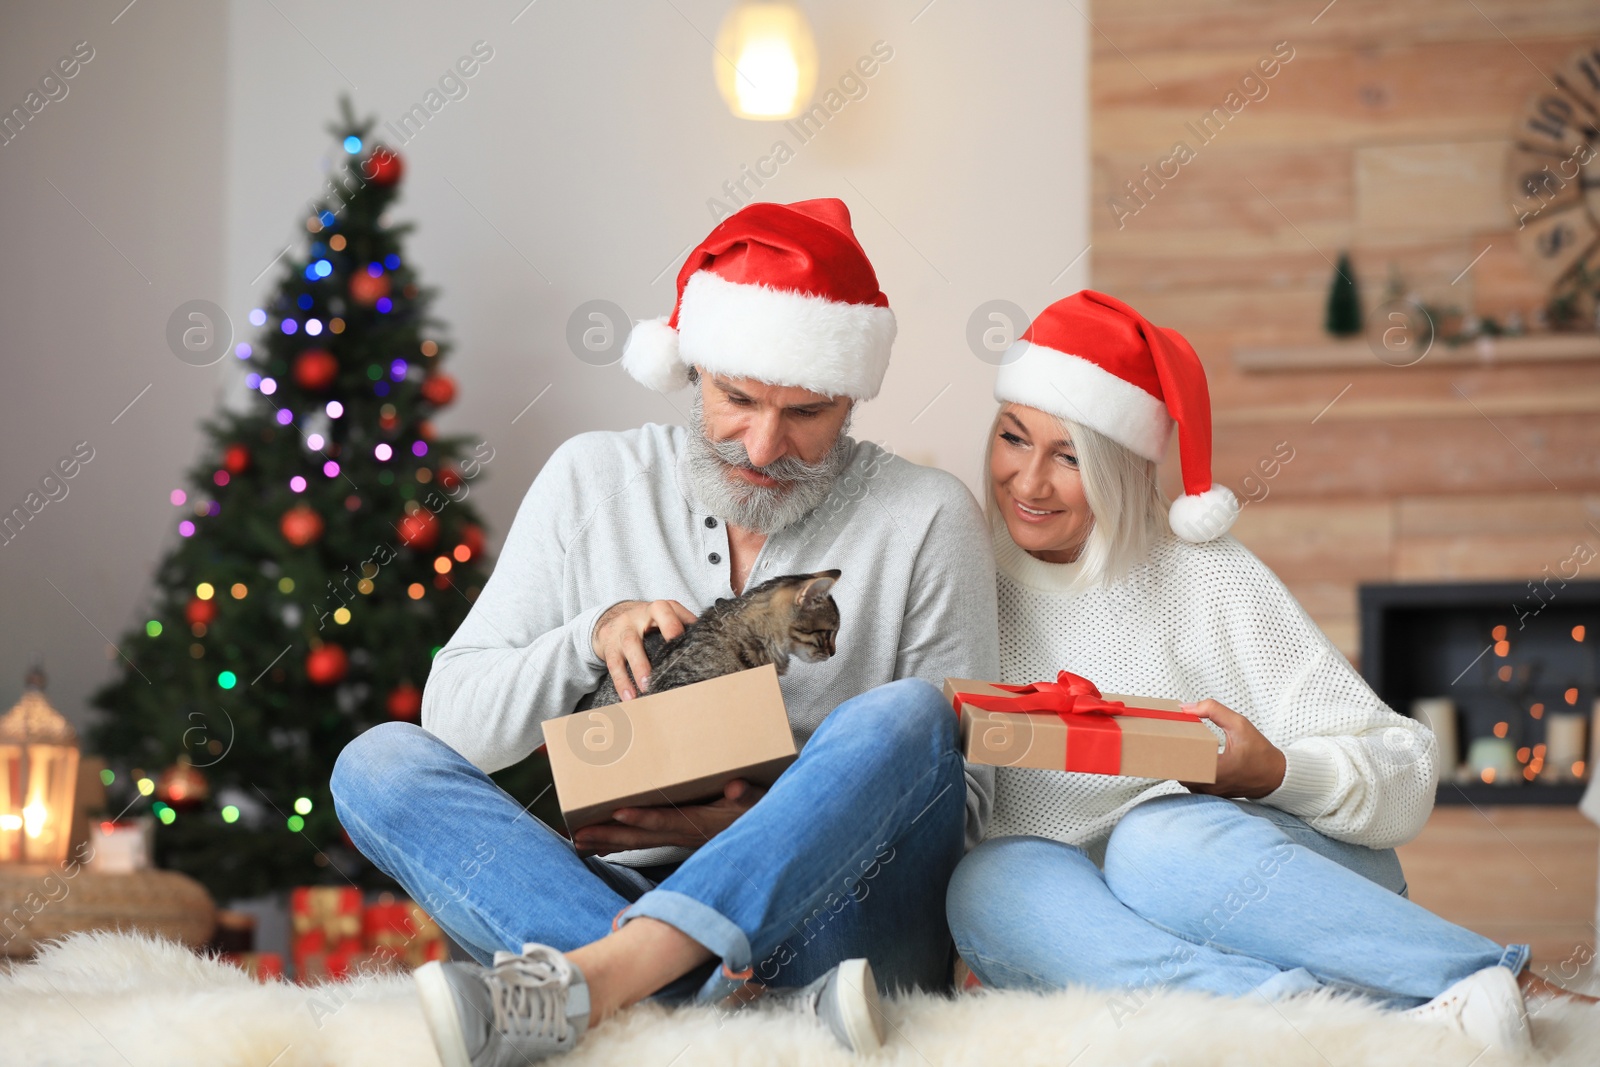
top-left (993, 340), bottom-right (1172, 462)
top-left (676, 271), bottom-right (896, 400)
top-left (1169, 484), bottom-right (1240, 543)
top-left (620, 316), bottom-right (692, 392)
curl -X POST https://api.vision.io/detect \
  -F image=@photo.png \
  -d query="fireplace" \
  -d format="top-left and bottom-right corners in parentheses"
top-left (1358, 580), bottom-right (1600, 805)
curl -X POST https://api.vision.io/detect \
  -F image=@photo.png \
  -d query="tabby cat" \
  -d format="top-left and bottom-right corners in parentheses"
top-left (573, 569), bottom-right (841, 711)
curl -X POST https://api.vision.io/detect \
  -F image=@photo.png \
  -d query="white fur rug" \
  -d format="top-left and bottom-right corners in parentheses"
top-left (1, 931), bottom-right (1596, 1067)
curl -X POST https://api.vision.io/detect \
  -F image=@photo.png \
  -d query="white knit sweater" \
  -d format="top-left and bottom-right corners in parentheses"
top-left (987, 512), bottom-right (1438, 854)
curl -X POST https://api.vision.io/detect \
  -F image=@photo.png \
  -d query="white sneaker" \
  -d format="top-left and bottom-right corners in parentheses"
top-left (1400, 965), bottom-right (1532, 1054)
top-left (759, 957), bottom-right (887, 1053)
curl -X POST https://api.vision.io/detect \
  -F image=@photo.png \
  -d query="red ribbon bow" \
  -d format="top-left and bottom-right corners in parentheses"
top-left (952, 670), bottom-right (1201, 774)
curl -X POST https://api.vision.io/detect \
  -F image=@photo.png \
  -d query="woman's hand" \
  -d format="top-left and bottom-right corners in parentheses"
top-left (571, 779), bottom-right (766, 854)
top-left (590, 599), bottom-right (698, 700)
top-left (1178, 699), bottom-right (1286, 799)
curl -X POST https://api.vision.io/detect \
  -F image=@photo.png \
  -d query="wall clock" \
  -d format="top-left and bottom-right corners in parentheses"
top-left (1507, 42), bottom-right (1600, 312)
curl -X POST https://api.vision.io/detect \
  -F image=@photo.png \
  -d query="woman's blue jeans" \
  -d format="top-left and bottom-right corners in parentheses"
top-left (947, 792), bottom-right (1528, 1010)
top-left (331, 677), bottom-right (967, 1004)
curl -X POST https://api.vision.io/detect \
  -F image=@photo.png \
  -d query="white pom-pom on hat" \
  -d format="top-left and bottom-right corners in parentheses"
top-left (1169, 484), bottom-right (1241, 543)
top-left (620, 316), bottom-right (689, 393)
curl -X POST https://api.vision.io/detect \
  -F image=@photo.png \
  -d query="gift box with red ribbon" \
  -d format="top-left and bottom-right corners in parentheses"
top-left (291, 885), bottom-right (364, 981)
top-left (363, 895), bottom-right (448, 971)
top-left (944, 672), bottom-right (1219, 781)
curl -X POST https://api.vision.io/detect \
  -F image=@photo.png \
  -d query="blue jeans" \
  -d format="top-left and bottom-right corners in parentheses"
top-left (947, 793), bottom-right (1528, 1010)
top-left (331, 677), bottom-right (967, 1003)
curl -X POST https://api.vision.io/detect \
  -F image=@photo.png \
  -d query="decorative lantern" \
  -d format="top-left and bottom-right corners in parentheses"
top-left (714, 0), bottom-right (818, 121)
top-left (0, 664), bottom-right (81, 866)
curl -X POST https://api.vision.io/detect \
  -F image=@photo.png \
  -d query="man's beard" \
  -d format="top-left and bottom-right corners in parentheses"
top-left (684, 389), bottom-right (854, 535)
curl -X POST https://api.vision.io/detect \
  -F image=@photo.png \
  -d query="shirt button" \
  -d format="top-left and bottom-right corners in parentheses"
top-left (708, 552), bottom-right (722, 564)
top-left (704, 516), bottom-right (717, 528)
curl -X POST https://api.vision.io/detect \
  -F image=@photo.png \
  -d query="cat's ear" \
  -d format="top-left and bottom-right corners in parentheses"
top-left (796, 574), bottom-right (836, 604)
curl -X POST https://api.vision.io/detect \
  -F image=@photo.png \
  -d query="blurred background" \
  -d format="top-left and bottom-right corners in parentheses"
top-left (0, 0), bottom-right (1596, 979)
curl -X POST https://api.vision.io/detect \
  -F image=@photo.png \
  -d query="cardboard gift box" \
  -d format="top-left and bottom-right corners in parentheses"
top-left (944, 673), bottom-right (1219, 782)
top-left (541, 663), bottom-right (798, 833)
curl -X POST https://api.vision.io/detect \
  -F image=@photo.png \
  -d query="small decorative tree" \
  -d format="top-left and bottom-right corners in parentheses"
top-left (1325, 251), bottom-right (1362, 337)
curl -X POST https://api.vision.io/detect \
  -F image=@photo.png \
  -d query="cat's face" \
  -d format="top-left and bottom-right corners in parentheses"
top-left (773, 569), bottom-right (841, 664)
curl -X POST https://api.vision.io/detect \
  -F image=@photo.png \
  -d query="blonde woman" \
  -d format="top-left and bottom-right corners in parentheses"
top-left (944, 290), bottom-right (1593, 1053)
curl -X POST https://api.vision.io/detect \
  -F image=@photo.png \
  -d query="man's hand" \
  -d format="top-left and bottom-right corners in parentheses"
top-left (590, 599), bottom-right (698, 700)
top-left (1178, 699), bottom-right (1287, 800)
top-left (571, 779), bottom-right (766, 854)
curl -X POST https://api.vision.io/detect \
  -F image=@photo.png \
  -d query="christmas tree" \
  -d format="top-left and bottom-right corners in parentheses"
top-left (89, 100), bottom-right (508, 903)
top-left (1324, 251), bottom-right (1362, 337)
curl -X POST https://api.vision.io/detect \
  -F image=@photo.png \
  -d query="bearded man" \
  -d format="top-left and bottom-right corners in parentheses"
top-left (332, 198), bottom-right (999, 1067)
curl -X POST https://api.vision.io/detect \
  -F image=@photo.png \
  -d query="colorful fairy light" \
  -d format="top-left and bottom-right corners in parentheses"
top-left (326, 400), bottom-right (344, 418)
top-left (260, 377), bottom-right (278, 395)
top-left (178, 521), bottom-right (195, 537)
top-left (323, 460), bottom-right (340, 477)
top-left (344, 135), bottom-right (362, 153)
top-left (376, 297), bottom-right (393, 313)
top-left (196, 583), bottom-right (215, 599)
top-left (246, 373), bottom-right (262, 389)
top-left (305, 319), bottom-right (323, 336)
top-left (412, 441), bottom-right (428, 457)
top-left (374, 443), bottom-right (393, 461)
top-left (390, 359), bottom-right (407, 380)
top-left (170, 490), bottom-right (186, 506)
top-left (249, 309), bottom-right (266, 326)
top-left (213, 471), bottom-right (230, 486)
top-left (306, 433), bottom-right (325, 450)
top-left (276, 409), bottom-right (293, 425)
top-left (145, 621), bottom-right (162, 637)
top-left (281, 319), bottom-right (298, 335)
top-left (217, 671), bottom-right (238, 690)
top-left (235, 343), bottom-right (252, 359)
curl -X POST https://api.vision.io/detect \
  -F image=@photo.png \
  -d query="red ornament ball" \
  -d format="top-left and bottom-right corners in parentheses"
top-left (306, 644), bottom-right (349, 686)
top-left (185, 597), bottom-right (218, 627)
top-left (386, 683), bottom-right (422, 720)
top-left (438, 467), bottom-right (463, 493)
top-left (280, 504), bottom-right (325, 547)
top-left (349, 271), bottom-right (391, 306)
top-left (396, 508), bottom-right (439, 550)
top-left (459, 523), bottom-right (486, 561)
top-left (222, 444), bottom-right (251, 474)
top-left (420, 375), bottom-right (457, 407)
top-left (363, 147), bottom-right (403, 187)
top-left (293, 349), bottom-right (339, 391)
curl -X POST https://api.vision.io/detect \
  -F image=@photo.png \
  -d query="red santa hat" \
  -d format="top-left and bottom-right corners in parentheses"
top-left (993, 289), bottom-right (1240, 543)
top-left (621, 198), bottom-right (896, 400)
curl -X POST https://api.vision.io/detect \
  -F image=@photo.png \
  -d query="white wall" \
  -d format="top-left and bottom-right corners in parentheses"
top-left (2, 0), bottom-right (1089, 735)
top-left (0, 1), bottom-right (229, 735)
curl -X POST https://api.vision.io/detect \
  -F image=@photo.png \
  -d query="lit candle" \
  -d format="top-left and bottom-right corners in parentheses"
top-left (1543, 713), bottom-right (1587, 782)
top-left (1467, 737), bottom-right (1518, 786)
top-left (1411, 698), bottom-right (1459, 778)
